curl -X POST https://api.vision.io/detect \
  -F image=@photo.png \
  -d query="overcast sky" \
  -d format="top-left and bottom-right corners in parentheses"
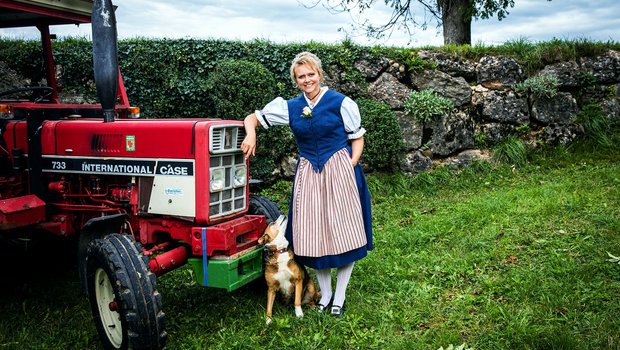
top-left (1, 0), bottom-right (618, 47)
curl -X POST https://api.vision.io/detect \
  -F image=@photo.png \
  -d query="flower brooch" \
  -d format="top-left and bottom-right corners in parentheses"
top-left (302, 106), bottom-right (312, 118)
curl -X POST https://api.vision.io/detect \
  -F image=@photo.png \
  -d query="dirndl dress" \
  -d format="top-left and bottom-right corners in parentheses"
top-left (255, 88), bottom-right (373, 269)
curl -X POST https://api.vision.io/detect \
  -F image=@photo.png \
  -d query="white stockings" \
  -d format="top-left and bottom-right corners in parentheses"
top-left (315, 262), bottom-right (355, 308)
top-left (316, 268), bottom-right (333, 307)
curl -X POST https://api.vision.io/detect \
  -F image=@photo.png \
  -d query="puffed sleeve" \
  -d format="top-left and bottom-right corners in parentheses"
top-left (341, 97), bottom-right (366, 139)
top-left (255, 97), bottom-right (289, 129)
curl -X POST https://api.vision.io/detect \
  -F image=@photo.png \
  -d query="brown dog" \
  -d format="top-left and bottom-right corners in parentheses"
top-left (258, 215), bottom-right (319, 324)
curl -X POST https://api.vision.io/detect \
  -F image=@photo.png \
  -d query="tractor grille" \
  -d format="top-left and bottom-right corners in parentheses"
top-left (91, 133), bottom-right (123, 153)
top-left (209, 125), bottom-right (247, 219)
top-left (210, 125), bottom-right (245, 154)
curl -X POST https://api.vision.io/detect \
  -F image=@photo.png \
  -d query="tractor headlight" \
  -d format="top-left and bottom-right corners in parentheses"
top-left (210, 168), bottom-right (225, 192)
top-left (0, 104), bottom-right (13, 119)
top-left (233, 166), bottom-right (246, 188)
top-left (128, 106), bottom-right (141, 119)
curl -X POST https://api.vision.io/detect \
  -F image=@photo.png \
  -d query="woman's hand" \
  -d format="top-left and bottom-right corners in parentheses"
top-left (350, 137), bottom-right (364, 168)
top-left (241, 133), bottom-right (256, 159)
top-left (242, 113), bottom-right (260, 159)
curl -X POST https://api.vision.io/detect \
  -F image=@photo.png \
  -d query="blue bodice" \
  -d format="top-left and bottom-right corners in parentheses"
top-left (288, 90), bottom-right (349, 172)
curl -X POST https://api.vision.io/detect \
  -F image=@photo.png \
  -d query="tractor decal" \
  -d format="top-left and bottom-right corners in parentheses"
top-left (40, 156), bottom-right (194, 176)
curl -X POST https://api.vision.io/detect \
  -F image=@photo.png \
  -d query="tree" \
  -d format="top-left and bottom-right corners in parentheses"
top-left (301, 0), bottom-right (551, 45)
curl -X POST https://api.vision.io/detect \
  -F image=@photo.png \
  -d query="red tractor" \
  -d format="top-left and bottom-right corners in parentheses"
top-left (0, 1), bottom-right (280, 349)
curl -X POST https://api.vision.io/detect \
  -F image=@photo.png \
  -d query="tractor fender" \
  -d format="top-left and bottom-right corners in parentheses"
top-left (81, 213), bottom-right (129, 235)
top-left (78, 213), bottom-right (130, 297)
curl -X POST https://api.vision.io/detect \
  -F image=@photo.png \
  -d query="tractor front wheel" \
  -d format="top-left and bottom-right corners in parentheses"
top-left (86, 234), bottom-right (167, 350)
top-left (248, 194), bottom-right (282, 224)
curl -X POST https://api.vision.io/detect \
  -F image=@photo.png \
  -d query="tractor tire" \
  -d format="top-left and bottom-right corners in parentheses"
top-left (248, 194), bottom-right (282, 224)
top-left (86, 234), bottom-right (167, 350)
top-left (78, 230), bottom-right (105, 297)
top-left (79, 214), bottom-right (129, 297)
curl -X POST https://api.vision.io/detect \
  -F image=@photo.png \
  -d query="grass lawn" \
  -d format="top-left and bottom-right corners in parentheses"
top-left (1, 142), bottom-right (619, 350)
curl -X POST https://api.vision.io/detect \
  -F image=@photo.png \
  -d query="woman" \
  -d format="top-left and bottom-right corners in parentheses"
top-left (241, 51), bottom-right (372, 317)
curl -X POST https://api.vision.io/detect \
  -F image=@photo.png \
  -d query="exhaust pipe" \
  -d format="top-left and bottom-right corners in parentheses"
top-left (91, 0), bottom-right (119, 123)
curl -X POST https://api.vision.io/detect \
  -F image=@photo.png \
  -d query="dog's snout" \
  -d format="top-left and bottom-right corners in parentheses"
top-left (258, 224), bottom-right (274, 245)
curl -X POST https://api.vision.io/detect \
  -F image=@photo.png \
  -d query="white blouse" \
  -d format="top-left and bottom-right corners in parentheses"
top-left (254, 87), bottom-right (366, 140)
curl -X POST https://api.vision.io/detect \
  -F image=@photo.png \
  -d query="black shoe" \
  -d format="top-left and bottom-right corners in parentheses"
top-left (317, 296), bottom-right (333, 312)
top-left (330, 303), bottom-right (345, 318)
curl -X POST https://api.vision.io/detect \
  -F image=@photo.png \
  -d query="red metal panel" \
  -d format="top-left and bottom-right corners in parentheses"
top-left (42, 119), bottom-right (202, 158)
top-left (0, 194), bottom-right (46, 230)
top-left (138, 217), bottom-right (193, 246)
top-left (191, 215), bottom-right (266, 257)
top-left (194, 121), bottom-right (210, 225)
top-left (3, 121), bottom-right (28, 154)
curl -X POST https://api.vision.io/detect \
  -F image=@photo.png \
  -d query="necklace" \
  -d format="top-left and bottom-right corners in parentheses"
top-left (306, 88), bottom-right (321, 101)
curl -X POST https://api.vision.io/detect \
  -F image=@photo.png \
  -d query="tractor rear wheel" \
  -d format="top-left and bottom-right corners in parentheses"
top-left (86, 234), bottom-right (167, 350)
top-left (248, 194), bottom-right (282, 224)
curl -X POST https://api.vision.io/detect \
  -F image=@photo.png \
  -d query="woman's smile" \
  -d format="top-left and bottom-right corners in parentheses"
top-left (294, 64), bottom-right (321, 97)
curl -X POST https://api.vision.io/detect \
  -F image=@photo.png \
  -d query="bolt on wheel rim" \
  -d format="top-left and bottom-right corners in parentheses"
top-left (94, 268), bottom-right (123, 348)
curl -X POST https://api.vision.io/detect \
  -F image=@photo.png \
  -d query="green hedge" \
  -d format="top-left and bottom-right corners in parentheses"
top-left (0, 38), bottom-right (403, 177)
top-left (0, 38), bottom-right (400, 117)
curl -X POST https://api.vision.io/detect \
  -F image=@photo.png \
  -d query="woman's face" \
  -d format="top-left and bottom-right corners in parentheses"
top-left (294, 63), bottom-right (321, 95)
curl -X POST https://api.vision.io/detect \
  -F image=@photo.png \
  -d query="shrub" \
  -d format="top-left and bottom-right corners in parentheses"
top-left (252, 126), bottom-right (296, 183)
top-left (404, 89), bottom-right (453, 124)
top-left (514, 74), bottom-right (560, 99)
top-left (205, 59), bottom-right (279, 120)
top-left (357, 98), bottom-right (406, 171)
top-left (492, 136), bottom-right (528, 167)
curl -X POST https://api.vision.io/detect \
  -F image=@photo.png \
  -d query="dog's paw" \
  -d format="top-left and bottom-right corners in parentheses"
top-left (295, 306), bottom-right (303, 318)
top-left (265, 316), bottom-right (272, 325)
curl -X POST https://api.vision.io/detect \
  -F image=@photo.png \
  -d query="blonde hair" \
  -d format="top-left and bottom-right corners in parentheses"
top-left (289, 51), bottom-right (324, 85)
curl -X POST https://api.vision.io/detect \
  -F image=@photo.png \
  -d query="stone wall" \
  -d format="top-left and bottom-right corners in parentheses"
top-left (324, 50), bottom-right (620, 174)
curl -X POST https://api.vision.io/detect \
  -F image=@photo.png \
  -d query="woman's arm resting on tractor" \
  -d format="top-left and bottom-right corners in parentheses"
top-left (242, 113), bottom-right (259, 159)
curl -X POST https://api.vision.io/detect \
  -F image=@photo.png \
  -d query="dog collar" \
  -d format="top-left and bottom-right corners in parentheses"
top-left (273, 248), bottom-right (288, 255)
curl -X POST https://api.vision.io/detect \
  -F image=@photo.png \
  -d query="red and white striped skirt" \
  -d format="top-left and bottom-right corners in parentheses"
top-left (291, 148), bottom-right (368, 257)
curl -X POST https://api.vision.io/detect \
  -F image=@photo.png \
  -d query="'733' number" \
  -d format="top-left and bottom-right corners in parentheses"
top-left (52, 161), bottom-right (66, 170)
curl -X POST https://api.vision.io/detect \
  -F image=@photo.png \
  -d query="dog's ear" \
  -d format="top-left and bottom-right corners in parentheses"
top-left (276, 215), bottom-right (285, 226)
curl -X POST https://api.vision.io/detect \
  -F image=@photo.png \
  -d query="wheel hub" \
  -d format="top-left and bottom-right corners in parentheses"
top-left (94, 268), bottom-right (123, 348)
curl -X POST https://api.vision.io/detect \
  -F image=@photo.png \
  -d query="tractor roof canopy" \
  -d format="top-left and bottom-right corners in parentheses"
top-left (0, 0), bottom-right (92, 28)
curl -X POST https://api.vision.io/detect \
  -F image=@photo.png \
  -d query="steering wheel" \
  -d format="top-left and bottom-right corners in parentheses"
top-left (0, 86), bottom-right (54, 102)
